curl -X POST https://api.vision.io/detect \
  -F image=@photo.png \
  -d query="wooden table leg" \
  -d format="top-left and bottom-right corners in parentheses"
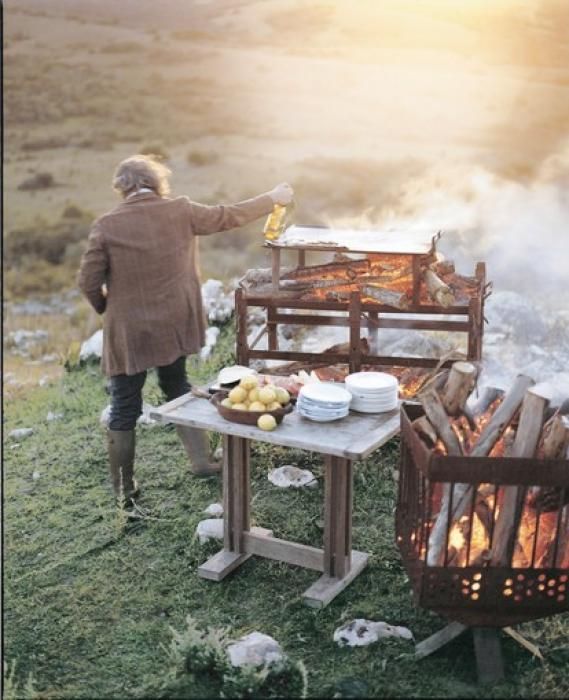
top-left (302, 456), bottom-right (368, 608)
top-left (198, 435), bottom-right (270, 581)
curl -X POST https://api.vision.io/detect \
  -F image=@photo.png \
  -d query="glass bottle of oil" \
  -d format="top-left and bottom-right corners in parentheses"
top-left (263, 204), bottom-right (287, 241)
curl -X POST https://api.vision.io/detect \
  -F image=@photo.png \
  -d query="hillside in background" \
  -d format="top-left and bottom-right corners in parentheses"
top-left (4, 0), bottom-right (569, 296)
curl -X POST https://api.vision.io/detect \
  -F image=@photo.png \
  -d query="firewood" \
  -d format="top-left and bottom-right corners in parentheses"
top-left (530, 414), bottom-right (569, 512)
top-left (489, 387), bottom-right (550, 566)
top-left (280, 259), bottom-right (370, 280)
top-left (413, 416), bottom-right (438, 447)
top-left (429, 259), bottom-right (455, 276)
top-left (440, 361), bottom-right (477, 416)
top-left (464, 386), bottom-right (505, 428)
top-left (424, 269), bottom-right (456, 308)
top-left (425, 374), bottom-right (535, 565)
top-left (419, 388), bottom-right (464, 456)
top-left (361, 285), bottom-right (410, 310)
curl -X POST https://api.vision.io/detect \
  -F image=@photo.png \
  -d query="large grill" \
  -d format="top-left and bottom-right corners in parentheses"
top-left (236, 226), bottom-right (490, 394)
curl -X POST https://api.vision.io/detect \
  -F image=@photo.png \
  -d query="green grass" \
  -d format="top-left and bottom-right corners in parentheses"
top-left (3, 323), bottom-right (569, 698)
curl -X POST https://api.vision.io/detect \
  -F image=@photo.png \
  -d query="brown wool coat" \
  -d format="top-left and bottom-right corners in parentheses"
top-left (77, 191), bottom-right (274, 377)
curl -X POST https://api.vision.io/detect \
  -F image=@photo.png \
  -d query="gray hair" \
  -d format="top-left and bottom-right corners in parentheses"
top-left (112, 155), bottom-right (172, 198)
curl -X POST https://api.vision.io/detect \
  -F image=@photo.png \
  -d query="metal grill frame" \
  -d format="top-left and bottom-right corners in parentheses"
top-left (236, 245), bottom-right (487, 373)
top-left (398, 403), bottom-right (569, 627)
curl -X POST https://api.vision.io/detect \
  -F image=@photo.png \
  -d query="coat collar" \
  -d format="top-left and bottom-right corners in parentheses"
top-left (122, 192), bottom-right (161, 205)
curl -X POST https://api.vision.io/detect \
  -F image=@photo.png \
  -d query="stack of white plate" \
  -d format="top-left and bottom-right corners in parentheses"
top-left (345, 372), bottom-right (399, 413)
top-left (297, 383), bottom-right (352, 422)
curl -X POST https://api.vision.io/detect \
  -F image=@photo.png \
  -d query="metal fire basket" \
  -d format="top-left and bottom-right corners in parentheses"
top-left (398, 402), bottom-right (569, 682)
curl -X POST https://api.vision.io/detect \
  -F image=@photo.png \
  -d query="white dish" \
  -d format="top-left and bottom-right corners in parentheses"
top-left (218, 365), bottom-right (257, 385)
top-left (299, 382), bottom-right (352, 406)
top-left (345, 372), bottom-right (398, 391)
top-left (351, 401), bottom-right (399, 414)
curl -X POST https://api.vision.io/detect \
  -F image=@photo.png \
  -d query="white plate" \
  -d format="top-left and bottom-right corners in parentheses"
top-left (351, 402), bottom-right (399, 414)
top-left (299, 411), bottom-right (350, 422)
top-left (299, 382), bottom-right (352, 405)
top-left (218, 365), bottom-right (257, 385)
top-left (346, 372), bottom-right (398, 391)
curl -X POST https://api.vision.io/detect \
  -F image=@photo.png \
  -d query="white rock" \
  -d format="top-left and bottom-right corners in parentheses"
top-left (268, 465), bottom-right (317, 488)
top-left (46, 411), bottom-right (63, 422)
top-left (9, 428), bottom-right (34, 440)
top-left (196, 518), bottom-right (224, 543)
top-left (203, 503), bottom-right (223, 517)
top-left (32, 471), bottom-right (41, 480)
top-left (80, 329), bottom-right (103, 360)
top-left (226, 632), bottom-right (284, 668)
top-left (100, 403), bottom-right (158, 427)
top-left (199, 326), bottom-right (220, 361)
top-left (7, 329), bottom-right (49, 354)
top-left (38, 376), bottom-right (49, 387)
top-left (214, 445), bottom-right (223, 461)
top-left (333, 619), bottom-right (414, 647)
top-left (201, 278), bottom-right (234, 323)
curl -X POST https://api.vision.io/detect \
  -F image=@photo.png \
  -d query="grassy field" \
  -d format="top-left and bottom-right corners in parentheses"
top-left (4, 322), bottom-right (569, 699)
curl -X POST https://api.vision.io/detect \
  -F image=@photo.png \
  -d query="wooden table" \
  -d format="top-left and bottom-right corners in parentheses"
top-left (150, 394), bottom-right (400, 608)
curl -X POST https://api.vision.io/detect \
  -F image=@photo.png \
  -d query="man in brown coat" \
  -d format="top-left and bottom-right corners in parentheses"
top-left (78, 154), bottom-right (293, 505)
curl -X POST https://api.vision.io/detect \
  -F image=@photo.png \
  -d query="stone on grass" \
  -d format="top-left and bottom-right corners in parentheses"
top-left (9, 428), bottom-right (34, 440)
top-left (200, 326), bottom-right (220, 361)
top-left (333, 619), bottom-right (414, 647)
top-left (46, 411), bottom-right (63, 422)
top-left (80, 329), bottom-right (103, 361)
top-left (100, 402), bottom-right (158, 427)
top-left (32, 471), bottom-right (41, 480)
top-left (201, 278), bottom-right (234, 323)
top-left (196, 518), bottom-right (224, 543)
top-left (226, 632), bottom-right (284, 668)
top-left (268, 465), bottom-right (317, 488)
top-left (203, 503), bottom-right (223, 517)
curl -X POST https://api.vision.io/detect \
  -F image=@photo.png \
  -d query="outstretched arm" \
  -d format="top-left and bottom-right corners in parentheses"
top-left (77, 224), bottom-right (108, 314)
top-left (189, 183), bottom-right (294, 236)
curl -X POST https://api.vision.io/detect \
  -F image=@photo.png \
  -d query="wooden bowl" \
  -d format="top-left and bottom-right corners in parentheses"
top-left (211, 392), bottom-right (293, 426)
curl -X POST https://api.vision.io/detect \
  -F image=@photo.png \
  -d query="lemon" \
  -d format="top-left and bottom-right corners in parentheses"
top-left (232, 402), bottom-right (248, 411)
top-left (258, 387), bottom-right (277, 405)
top-left (228, 386), bottom-right (247, 404)
top-left (249, 401), bottom-right (266, 412)
top-left (239, 375), bottom-right (258, 390)
top-left (248, 388), bottom-right (260, 403)
top-left (267, 401), bottom-right (282, 411)
top-left (275, 388), bottom-right (290, 405)
top-left (257, 414), bottom-right (277, 431)
top-left (221, 398), bottom-right (233, 408)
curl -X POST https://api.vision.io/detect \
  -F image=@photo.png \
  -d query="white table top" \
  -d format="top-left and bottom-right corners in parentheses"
top-left (269, 225), bottom-right (436, 255)
top-left (150, 394), bottom-right (401, 461)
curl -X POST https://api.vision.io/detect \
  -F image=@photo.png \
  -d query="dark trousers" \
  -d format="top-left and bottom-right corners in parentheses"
top-left (109, 356), bottom-right (191, 431)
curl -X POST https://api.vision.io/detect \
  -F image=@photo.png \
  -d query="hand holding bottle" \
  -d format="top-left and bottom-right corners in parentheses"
top-left (269, 182), bottom-right (294, 206)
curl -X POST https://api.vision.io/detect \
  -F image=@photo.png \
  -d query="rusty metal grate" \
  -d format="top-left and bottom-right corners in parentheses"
top-left (398, 403), bottom-right (569, 628)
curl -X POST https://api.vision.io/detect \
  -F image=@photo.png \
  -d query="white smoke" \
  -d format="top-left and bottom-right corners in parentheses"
top-left (374, 142), bottom-right (569, 308)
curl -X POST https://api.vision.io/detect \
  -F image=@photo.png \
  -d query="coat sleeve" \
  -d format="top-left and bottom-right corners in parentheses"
top-left (186, 193), bottom-right (274, 236)
top-left (77, 223), bottom-right (108, 314)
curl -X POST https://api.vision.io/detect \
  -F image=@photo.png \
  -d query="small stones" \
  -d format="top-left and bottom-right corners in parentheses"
top-left (196, 518), bottom-right (224, 543)
top-left (333, 619), bottom-right (414, 647)
top-left (226, 632), bottom-right (284, 668)
top-left (203, 503), bottom-right (223, 517)
top-left (268, 465), bottom-right (317, 488)
top-left (9, 428), bottom-right (34, 440)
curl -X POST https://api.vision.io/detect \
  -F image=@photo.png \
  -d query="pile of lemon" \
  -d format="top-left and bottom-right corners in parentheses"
top-left (221, 375), bottom-right (290, 431)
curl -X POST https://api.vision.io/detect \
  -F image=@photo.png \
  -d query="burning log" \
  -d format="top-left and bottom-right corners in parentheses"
top-left (429, 259), bottom-right (456, 276)
top-left (361, 285), bottom-right (411, 310)
top-left (489, 387), bottom-right (550, 567)
top-left (531, 413), bottom-right (569, 512)
top-left (464, 386), bottom-right (505, 429)
top-left (280, 259), bottom-right (370, 281)
top-left (421, 372), bottom-right (535, 566)
top-left (424, 269), bottom-right (456, 308)
top-left (440, 361), bottom-right (477, 417)
top-left (413, 416), bottom-right (438, 448)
